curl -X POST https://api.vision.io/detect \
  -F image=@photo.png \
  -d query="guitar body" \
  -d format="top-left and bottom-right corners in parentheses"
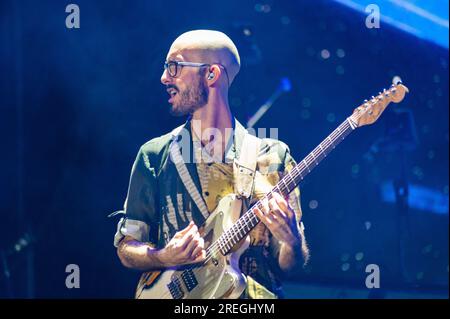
top-left (135, 194), bottom-right (250, 299)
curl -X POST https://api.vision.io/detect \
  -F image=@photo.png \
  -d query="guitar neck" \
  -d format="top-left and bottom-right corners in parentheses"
top-left (216, 117), bottom-right (357, 255)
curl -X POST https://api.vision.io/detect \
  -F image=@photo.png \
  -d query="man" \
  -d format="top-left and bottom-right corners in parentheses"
top-left (114, 30), bottom-right (309, 298)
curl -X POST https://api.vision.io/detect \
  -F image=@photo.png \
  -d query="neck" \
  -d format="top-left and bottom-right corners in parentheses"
top-left (190, 90), bottom-right (233, 157)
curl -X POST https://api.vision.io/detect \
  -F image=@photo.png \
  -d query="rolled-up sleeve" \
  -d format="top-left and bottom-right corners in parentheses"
top-left (113, 145), bottom-right (159, 247)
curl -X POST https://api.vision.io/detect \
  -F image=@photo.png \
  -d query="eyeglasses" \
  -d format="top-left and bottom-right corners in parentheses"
top-left (163, 60), bottom-right (230, 86)
top-left (164, 60), bottom-right (210, 77)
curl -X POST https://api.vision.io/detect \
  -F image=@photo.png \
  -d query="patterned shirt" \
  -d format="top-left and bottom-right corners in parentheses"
top-left (114, 118), bottom-right (304, 298)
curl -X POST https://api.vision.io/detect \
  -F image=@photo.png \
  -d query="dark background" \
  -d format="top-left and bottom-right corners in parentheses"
top-left (0, 0), bottom-right (448, 298)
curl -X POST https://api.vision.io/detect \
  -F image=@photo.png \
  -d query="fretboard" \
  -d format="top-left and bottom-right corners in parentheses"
top-left (216, 117), bottom-right (356, 255)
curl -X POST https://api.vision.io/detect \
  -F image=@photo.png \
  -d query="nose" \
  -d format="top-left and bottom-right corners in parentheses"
top-left (161, 68), bottom-right (171, 85)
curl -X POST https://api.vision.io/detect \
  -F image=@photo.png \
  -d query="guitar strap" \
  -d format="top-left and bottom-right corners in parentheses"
top-left (170, 125), bottom-right (210, 220)
top-left (233, 132), bottom-right (262, 199)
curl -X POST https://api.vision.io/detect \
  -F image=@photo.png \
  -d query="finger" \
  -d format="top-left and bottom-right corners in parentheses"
top-left (272, 192), bottom-right (284, 201)
top-left (191, 242), bottom-right (205, 259)
top-left (254, 207), bottom-right (272, 226)
top-left (185, 233), bottom-right (201, 256)
top-left (273, 193), bottom-right (295, 220)
top-left (268, 198), bottom-right (287, 220)
top-left (277, 199), bottom-right (295, 221)
top-left (273, 193), bottom-right (289, 212)
top-left (191, 236), bottom-right (204, 254)
top-left (182, 223), bottom-right (198, 240)
top-left (180, 227), bottom-right (197, 250)
top-left (259, 198), bottom-right (270, 215)
top-left (193, 249), bottom-right (207, 263)
top-left (177, 221), bottom-right (195, 236)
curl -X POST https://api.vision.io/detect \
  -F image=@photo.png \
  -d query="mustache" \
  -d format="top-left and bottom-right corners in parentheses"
top-left (166, 84), bottom-right (179, 92)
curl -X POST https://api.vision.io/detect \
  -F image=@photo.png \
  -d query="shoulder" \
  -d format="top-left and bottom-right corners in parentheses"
top-left (254, 137), bottom-right (294, 172)
top-left (259, 137), bottom-right (291, 160)
top-left (139, 131), bottom-right (173, 157)
top-left (134, 130), bottom-right (174, 172)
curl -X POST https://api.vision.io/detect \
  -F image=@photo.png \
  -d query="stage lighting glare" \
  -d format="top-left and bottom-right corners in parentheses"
top-left (302, 97), bottom-right (311, 108)
top-left (309, 200), bottom-right (319, 210)
top-left (336, 48), bottom-right (346, 58)
top-left (320, 49), bottom-right (330, 59)
top-left (300, 109), bottom-right (311, 120)
top-left (355, 252), bottom-right (364, 261)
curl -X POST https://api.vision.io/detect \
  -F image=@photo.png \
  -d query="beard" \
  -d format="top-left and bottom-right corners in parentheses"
top-left (168, 77), bottom-right (209, 117)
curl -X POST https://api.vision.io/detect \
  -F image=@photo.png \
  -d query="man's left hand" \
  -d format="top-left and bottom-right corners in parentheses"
top-left (253, 192), bottom-right (301, 247)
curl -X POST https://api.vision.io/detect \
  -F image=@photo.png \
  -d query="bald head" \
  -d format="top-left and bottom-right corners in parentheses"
top-left (169, 30), bottom-right (241, 85)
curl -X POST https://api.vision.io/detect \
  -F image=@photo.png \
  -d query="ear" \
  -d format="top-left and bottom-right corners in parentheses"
top-left (206, 64), bottom-right (222, 86)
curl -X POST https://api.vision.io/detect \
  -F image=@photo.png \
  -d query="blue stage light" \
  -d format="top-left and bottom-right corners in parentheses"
top-left (333, 0), bottom-right (449, 48)
top-left (381, 181), bottom-right (449, 215)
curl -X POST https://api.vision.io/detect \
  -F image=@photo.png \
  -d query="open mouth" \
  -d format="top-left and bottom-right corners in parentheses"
top-left (167, 87), bottom-right (178, 99)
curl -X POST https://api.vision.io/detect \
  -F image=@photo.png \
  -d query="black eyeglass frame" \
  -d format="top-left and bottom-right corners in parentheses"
top-left (163, 60), bottom-right (230, 86)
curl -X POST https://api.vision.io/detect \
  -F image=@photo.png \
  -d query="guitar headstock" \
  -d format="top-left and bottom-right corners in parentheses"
top-left (350, 83), bottom-right (409, 127)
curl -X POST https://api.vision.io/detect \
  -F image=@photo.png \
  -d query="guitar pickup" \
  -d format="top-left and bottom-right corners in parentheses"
top-left (181, 269), bottom-right (199, 292)
top-left (167, 277), bottom-right (184, 299)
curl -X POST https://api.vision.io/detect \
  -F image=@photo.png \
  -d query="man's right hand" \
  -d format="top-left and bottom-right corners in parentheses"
top-left (155, 221), bottom-right (207, 267)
